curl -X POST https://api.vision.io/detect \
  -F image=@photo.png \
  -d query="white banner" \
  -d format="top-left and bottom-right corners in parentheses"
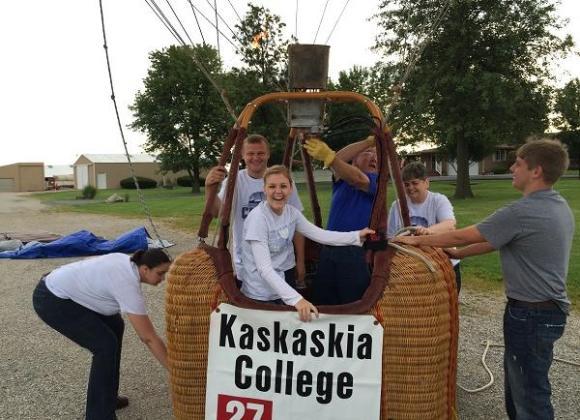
top-left (205, 303), bottom-right (383, 420)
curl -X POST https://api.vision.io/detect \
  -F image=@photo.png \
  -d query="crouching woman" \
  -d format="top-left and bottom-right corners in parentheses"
top-left (32, 248), bottom-right (171, 420)
top-left (239, 165), bottom-right (374, 322)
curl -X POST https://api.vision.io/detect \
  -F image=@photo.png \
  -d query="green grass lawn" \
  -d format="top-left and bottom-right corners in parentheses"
top-left (34, 179), bottom-right (580, 305)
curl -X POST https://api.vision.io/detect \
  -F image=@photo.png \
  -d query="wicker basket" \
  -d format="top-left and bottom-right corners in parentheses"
top-left (166, 245), bottom-right (458, 420)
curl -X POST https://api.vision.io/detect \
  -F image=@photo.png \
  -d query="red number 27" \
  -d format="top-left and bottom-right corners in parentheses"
top-left (216, 394), bottom-right (273, 420)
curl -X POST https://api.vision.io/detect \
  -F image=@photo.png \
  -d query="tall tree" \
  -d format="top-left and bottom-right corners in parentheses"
top-left (555, 78), bottom-right (580, 131)
top-left (229, 3), bottom-right (293, 163)
top-left (374, 0), bottom-right (572, 197)
top-left (234, 3), bottom-right (290, 89)
top-left (554, 78), bottom-right (580, 177)
top-left (130, 45), bottom-right (228, 193)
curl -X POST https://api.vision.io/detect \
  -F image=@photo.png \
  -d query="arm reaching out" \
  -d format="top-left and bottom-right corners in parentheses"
top-left (127, 313), bottom-right (168, 369)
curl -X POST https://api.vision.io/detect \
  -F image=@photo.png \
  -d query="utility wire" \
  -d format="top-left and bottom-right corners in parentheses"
top-left (313, 0), bottom-right (330, 44)
top-left (324, 0), bottom-right (350, 44)
top-left (187, 0), bottom-right (206, 44)
top-left (164, 0), bottom-right (194, 45)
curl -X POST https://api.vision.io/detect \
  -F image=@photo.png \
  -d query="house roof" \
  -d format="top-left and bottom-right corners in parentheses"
top-left (79, 154), bottom-right (158, 164)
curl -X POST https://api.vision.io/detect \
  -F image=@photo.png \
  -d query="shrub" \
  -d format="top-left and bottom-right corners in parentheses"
top-left (176, 176), bottom-right (205, 187)
top-left (119, 176), bottom-right (157, 189)
top-left (81, 185), bottom-right (97, 199)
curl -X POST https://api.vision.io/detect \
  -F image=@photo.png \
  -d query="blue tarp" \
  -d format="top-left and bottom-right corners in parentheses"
top-left (0, 226), bottom-right (149, 259)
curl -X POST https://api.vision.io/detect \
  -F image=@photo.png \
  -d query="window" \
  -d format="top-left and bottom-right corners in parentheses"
top-left (494, 149), bottom-right (507, 162)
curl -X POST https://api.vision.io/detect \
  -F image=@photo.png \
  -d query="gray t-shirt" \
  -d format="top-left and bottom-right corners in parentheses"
top-left (477, 189), bottom-right (574, 313)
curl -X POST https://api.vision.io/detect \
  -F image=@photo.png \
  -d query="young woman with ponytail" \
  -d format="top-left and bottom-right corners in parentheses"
top-left (32, 249), bottom-right (171, 420)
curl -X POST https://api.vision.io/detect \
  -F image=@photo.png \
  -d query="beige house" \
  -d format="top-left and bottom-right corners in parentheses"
top-left (72, 154), bottom-right (189, 190)
top-left (406, 144), bottom-right (516, 176)
top-left (0, 162), bottom-right (45, 192)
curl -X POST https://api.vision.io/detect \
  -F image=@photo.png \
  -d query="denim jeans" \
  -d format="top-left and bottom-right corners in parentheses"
top-left (32, 279), bottom-right (124, 420)
top-left (453, 263), bottom-right (462, 293)
top-left (503, 302), bottom-right (566, 420)
top-left (312, 245), bottom-right (370, 305)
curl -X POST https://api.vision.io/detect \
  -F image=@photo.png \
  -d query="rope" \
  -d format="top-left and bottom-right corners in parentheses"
top-left (143, 0), bottom-right (238, 121)
top-left (144, 0), bottom-right (185, 45)
top-left (98, 0), bottom-right (165, 246)
top-left (383, 0), bottom-right (451, 121)
top-left (214, 0), bottom-right (220, 56)
top-left (186, 0), bottom-right (206, 44)
top-left (313, 0), bottom-right (330, 44)
top-left (295, 0), bottom-right (299, 40)
top-left (387, 242), bottom-right (436, 273)
top-left (202, 0), bottom-right (245, 44)
top-left (164, 0), bottom-right (194, 45)
top-left (457, 340), bottom-right (580, 394)
top-left (324, 0), bottom-right (351, 44)
top-left (187, 1), bottom-right (239, 49)
top-left (225, 0), bottom-right (243, 24)
top-left (457, 340), bottom-right (496, 393)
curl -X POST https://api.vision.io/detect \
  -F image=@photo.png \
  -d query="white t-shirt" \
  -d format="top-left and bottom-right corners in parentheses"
top-left (45, 253), bottom-right (147, 316)
top-left (240, 202), bottom-right (361, 305)
top-left (387, 191), bottom-right (458, 266)
top-left (218, 169), bottom-right (303, 276)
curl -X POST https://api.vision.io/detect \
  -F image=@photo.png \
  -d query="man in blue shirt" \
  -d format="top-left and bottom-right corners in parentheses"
top-left (305, 136), bottom-right (378, 304)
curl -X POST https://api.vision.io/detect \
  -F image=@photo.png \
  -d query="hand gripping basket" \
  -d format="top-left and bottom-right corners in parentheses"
top-left (166, 91), bottom-right (459, 419)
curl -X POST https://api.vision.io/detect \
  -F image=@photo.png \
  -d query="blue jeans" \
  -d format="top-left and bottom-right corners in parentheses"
top-left (312, 245), bottom-right (370, 305)
top-left (503, 302), bottom-right (566, 420)
top-left (33, 279), bottom-right (124, 420)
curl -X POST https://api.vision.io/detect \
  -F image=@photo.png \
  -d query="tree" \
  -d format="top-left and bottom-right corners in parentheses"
top-left (130, 45), bottom-right (229, 193)
top-left (325, 67), bottom-right (375, 152)
top-left (555, 78), bottom-right (580, 131)
top-left (234, 3), bottom-right (291, 90)
top-left (374, 0), bottom-right (572, 198)
top-left (228, 3), bottom-right (294, 163)
top-left (554, 78), bottom-right (580, 177)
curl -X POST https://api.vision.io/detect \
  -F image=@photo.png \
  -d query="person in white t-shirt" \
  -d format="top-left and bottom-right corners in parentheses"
top-left (240, 165), bottom-right (374, 322)
top-left (32, 249), bottom-right (171, 420)
top-left (387, 161), bottom-right (462, 291)
top-left (204, 134), bottom-right (304, 283)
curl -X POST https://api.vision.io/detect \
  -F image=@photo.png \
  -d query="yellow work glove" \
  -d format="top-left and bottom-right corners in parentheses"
top-left (304, 138), bottom-right (336, 168)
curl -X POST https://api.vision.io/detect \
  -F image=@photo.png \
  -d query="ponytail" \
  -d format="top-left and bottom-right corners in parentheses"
top-left (130, 248), bottom-right (171, 268)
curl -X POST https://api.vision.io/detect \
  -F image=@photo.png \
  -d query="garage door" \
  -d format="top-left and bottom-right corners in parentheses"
top-left (76, 165), bottom-right (89, 189)
top-left (0, 178), bottom-right (15, 192)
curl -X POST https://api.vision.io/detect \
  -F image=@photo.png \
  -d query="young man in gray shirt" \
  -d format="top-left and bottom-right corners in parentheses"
top-left (393, 138), bottom-right (574, 420)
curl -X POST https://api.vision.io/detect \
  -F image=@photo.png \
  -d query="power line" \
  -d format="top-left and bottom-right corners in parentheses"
top-left (325, 0), bottom-right (350, 44)
top-left (313, 0), bottom-right (330, 44)
top-left (186, 0), bottom-right (206, 44)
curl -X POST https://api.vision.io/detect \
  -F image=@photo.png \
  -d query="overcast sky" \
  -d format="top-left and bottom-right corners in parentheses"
top-left (1, 0), bottom-right (578, 167)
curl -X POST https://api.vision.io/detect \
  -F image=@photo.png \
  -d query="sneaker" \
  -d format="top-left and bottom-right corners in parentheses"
top-left (116, 396), bottom-right (129, 410)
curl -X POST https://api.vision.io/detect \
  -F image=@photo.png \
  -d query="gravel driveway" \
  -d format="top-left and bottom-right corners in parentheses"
top-left (0, 193), bottom-right (578, 419)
